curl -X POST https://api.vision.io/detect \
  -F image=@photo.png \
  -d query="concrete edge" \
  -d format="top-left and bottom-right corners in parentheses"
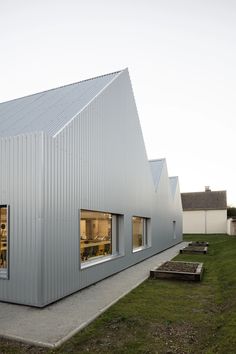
top-left (0, 333), bottom-right (55, 349)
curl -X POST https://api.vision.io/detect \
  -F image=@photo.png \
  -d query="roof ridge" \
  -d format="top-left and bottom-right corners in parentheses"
top-left (182, 190), bottom-right (226, 194)
top-left (149, 158), bottom-right (166, 163)
top-left (0, 70), bottom-right (123, 105)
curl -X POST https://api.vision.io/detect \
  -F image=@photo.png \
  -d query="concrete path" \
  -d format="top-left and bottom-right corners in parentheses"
top-left (0, 242), bottom-right (187, 348)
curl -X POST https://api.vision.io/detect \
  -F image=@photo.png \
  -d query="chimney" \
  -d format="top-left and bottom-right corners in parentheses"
top-left (205, 186), bottom-right (211, 192)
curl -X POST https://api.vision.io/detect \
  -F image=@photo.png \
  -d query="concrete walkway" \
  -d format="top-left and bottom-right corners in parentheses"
top-left (0, 242), bottom-right (187, 348)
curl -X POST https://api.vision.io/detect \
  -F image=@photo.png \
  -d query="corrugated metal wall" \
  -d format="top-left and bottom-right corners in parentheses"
top-left (41, 69), bottom-right (183, 306)
top-left (0, 69), bottom-right (182, 306)
top-left (0, 72), bottom-right (120, 137)
top-left (0, 133), bottom-right (43, 305)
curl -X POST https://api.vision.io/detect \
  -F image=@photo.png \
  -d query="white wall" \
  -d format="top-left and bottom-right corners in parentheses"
top-left (183, 210), bottom-right (227, 234)
top-left (227, 218), bottom-right (236, 235)
top-left (206, 210), bottom-right (227, 234)
top-left (183, 211), bottom-right (205, 234)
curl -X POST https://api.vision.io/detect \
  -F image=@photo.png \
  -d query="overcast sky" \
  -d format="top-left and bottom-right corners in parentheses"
top-left (1, 0), bottom-right (236, 205)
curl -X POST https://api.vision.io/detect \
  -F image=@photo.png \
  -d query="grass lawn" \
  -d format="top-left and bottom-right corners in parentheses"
top-left (1, 234), bottom-right (236, 353)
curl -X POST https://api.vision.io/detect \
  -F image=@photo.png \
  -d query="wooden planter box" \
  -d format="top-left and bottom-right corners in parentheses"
top-left (189, 241), bottom-right (209, 247)
top-left (180, 246), bottom-right (208, 254)
top-left (150, 261), bottom-right (204, 281)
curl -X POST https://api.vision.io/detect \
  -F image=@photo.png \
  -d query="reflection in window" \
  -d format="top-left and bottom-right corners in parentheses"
top-left (173, 221), bottom-right (176, 239)
top-left (132, 216), bottom-right (148, 250)
top-left (80, 210), bottom-right (118, 263)
top-left (0, 206), bottom-right (8, 270)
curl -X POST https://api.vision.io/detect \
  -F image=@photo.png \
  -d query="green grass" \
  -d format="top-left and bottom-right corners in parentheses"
top-left (1, 234), bottom-right (236, 353)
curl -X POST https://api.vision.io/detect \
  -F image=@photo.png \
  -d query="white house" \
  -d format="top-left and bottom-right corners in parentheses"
top-left (227, 218), bottom-right (236, 235)
top-left (181, 187), bottom-right (227, 234)
top-left (0, 69), bottom-right (182, 306)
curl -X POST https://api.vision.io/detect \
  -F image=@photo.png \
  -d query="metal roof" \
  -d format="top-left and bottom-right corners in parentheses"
top-left (181, 190), bottom-right (227, 210)
top-left (0, 70), bottom-right (122, 137)
top-left (149, 159), bottom-right (165, 189)
top-left (169, 177), bottom-right (178, 198)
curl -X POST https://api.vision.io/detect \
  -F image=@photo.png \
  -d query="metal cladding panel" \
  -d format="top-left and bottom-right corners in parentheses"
top-left (0, 71), bottom-right (120, 138)
top-left (0, 69), bottom-right (182, 306)
top-left (0, 133), bottom-right (43, 306)
top-left (41, 69), bottom-right (183, 306)
top-left (149, 159), bottom-right (165, 190)
top-left (174, 180), bottom-right (183, 238)
top-left (169, 176), bottom-right (178, 198)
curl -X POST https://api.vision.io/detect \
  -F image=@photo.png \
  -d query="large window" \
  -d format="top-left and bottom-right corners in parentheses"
top-left (132, 216), bottom-right (149, 251)
top-left (80, 210), bottom-right (118, 264)
top-left (0, 205), bottom-right (8, 278)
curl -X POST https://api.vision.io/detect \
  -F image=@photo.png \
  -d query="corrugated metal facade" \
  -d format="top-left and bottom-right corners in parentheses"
top-left (0, 69), bottom-right (182, 306)
top-left (0, 133), bottom-right (43, 305)
top-left (0, 72), bottom-right (120, 137)
top-left (149, 159), bottom-right (165, 191)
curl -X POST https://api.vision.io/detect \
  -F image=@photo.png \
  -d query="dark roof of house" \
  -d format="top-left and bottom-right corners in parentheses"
top-left (181, 190), bottom-right (227, 211)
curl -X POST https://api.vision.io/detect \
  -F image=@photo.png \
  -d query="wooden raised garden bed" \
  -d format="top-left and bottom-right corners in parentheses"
top-left (180, 245), bottom-right (208, 254)
top-left (189, 241), bottom-right (209, 247)
top-left (150, 261), bottom-right (204, 281)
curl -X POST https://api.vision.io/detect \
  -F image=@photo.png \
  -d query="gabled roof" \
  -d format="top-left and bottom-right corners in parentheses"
top-left (149, 159), bottom-right (165, 189)
top-left (169, 177), bottom-right (178, 198)
top-left (181, 190), bottom-right (227, 211)
top-left (0, 70), bottom-right (122, 137)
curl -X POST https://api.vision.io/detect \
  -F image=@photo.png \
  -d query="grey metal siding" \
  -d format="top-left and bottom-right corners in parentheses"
top-left (41, 69), bottom-right (183, 306)
top-left (0, 133), bottom-right (43, 305)
top-left (0, 72), bottom-right (121, 138)
top-left (0, 69), bottom-right (183, 307)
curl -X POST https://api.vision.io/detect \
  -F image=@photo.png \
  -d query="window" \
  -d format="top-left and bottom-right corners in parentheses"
top-left (0, 205), bottom-right (8, 278)
top-left (132, 216), bottom-right (149, 251)
top-left (173, 221), bottom-right (176, 239)
top-left (80, 210), bottom-right (119, 264)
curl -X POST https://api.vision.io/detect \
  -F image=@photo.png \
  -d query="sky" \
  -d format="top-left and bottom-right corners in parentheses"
top-left (0, 0), bottom-right (236, 205)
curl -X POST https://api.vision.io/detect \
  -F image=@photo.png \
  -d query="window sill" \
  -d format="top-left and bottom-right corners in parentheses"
top-left (132, 245), bottom-right (151, 253)
top-left (81, 253), bottom-right (123, 270)
top-left (0, 269), bottom-right (8, 279)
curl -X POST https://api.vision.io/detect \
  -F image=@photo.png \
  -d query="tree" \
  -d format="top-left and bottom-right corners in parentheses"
top-left (227, 206), bottom-right (236, 219)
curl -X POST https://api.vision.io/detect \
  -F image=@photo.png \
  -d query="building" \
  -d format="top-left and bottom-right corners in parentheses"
top-left (181, 187), bottom-right (227, 234)
top-left (0, 69), bottom-right (182, 307)
top-left (227, 218), bottom-right (236, 235)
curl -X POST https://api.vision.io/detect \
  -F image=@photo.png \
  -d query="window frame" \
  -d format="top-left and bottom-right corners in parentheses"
top-left (80, 209), bottom-right (121, 269)
top-left (0, 205), bottom-right (9, 280)
top-left (132, 216), bottom-right (150, 253)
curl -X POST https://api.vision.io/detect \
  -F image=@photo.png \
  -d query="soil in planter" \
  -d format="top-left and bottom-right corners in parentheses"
top-left (189, 241), bottom-right (209, 247)
top-left (158, 261), bottom-right (199, 273)
top-left (183, 246), bottom-right (206, 252)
